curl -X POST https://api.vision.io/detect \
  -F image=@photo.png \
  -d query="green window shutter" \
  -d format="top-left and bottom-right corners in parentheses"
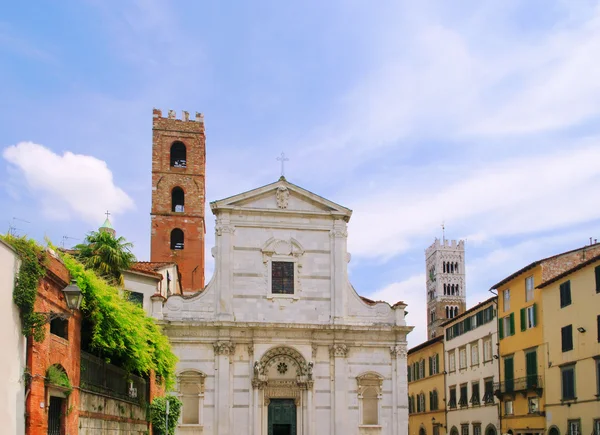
top-left (499, 317), bottom-right (504, 339)
top-left (532, 303), bottom-right (537, 327)
top-left (595, 266), bottom-right (600, 293)
top-left (509, 312), bottom-right (515, 336)
top-left (408, 367), bottom-right (412, 382)
top-left (520, 308), bottom-right (526, 332)
top-left (428, 357), bottom-right (432, 376)
top-left (436, 353), bottom-right (440, 373)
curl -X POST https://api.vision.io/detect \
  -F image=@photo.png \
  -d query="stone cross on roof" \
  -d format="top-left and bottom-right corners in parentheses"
top-left (276, 152), bottom-right (289, 177)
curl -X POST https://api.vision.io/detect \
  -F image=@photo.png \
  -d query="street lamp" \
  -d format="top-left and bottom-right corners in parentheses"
top-left (62, 280), bottom-right (83, 311)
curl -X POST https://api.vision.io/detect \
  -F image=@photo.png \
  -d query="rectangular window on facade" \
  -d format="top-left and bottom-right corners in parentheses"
top-left (50, 318), bottom-right (68, 340)
top-left (528, 397), bottom-right (539, 414)
top-left (593, 419), bottom-right (600, 435)
top-left (433, 426), bottom-right (440, 435)
top-left (449, 351), bottom-right (456, 372)
top-left (459, 347), bottom-right (467, 369)
top-left (562, 325), bottom-right (573, 352)
top-left (271, 261), bottom-right (294, 294)
top-left (483, 378), bottom-right (494, 404)
top-left (560, 281), bottom-right (572, 308)
top-left (500, 314), bottom-right (514, 339)
top-left (483, 338), bottom-right (492, 362)
top-left (459, 384), bottom-right (468, 407)
top-left (473, 424), bottom-right (482, 435)
top-left (449, 386), bottom-right (457, 409)
top-left (595, 265), bottom-right (600, 293)
top-left (521, 304), bottom-right (537, 331)
top-left (525, 349), bottom-right (538, 388)
top-left (595, 358), bottom-right (600, 396)
top-left (362, 388), bottom-right (379, 424)
top-left (462, 424), bottom-right (469, 435)
top-left (471, 382), bottom-right (480, 405)
top-left (525, 276), bottom-right (534, 301)
top-left (597, 315), bottom-right (600, 343)
top-left (568, 420), bottom-right (580, 435)
top-left (127, 291), bottom-right (144, 307)
top-left (503, 289), bottom-right (510, 311)
top-left (504, 356), bottom-right (514, 393)
top-left (420, 359), bottom-right (425, 378)
top-left (471, 342), bottom-right (479, 366)
top-left (431, 353), bottom-right (439, 375)
top-left (504, 400), bottom-right (513, 415)
top-left (561, 365), bottom-right (576, 400)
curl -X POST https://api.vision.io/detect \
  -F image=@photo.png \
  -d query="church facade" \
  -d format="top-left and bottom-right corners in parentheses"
top-left (152, 174), bottom-right (412, 435)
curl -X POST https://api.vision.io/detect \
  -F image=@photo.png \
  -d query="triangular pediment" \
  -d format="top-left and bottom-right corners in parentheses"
top-left (210, 177), bottom-right (352, 220)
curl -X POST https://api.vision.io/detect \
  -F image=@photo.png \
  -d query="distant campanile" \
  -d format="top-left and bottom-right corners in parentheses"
top-left (150, 109), bottom-right (206, 292)
top-left (425, 238), bottom-right (467, 338)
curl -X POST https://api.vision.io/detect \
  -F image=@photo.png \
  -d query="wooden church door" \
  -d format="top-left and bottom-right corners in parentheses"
top-left (268, 399), bottom-right (296, 435)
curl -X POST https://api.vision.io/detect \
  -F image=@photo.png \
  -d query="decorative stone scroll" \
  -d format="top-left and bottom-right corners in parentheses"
top-left (329, 343), bottom-right (349, 358)
top-left (213, 341), bottom-right (236, 356)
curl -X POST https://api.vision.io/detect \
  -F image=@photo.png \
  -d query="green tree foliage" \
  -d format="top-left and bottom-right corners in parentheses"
top-left (61, 253), bottom-right (177, 387)
top-left (1, 235), bottom-right (47, 341)
top-left (74, 230), bottom-right (136, 287)
top-left (150, 396), bottom-right (182, 435)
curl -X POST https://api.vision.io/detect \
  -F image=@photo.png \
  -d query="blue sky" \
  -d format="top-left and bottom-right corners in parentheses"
top-left (2, 0), bottom-right (600, 346)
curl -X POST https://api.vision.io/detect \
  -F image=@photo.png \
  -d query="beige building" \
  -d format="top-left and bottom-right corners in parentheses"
top-left (538, 253), bottom-right (600, 435)
top-left (408, 335), bottom-right (446, 435)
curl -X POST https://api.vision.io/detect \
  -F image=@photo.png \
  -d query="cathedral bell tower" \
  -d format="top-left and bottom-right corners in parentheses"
top-left (425, 238), bottom-right (467, 338)
top-left (150, 109), bottom-right (206, 292)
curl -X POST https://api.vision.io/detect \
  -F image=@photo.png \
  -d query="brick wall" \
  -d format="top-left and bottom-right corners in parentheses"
top-left (151, 108), bottom-right (206, 292)
top-left (542, 243), bottom-right (600, 282)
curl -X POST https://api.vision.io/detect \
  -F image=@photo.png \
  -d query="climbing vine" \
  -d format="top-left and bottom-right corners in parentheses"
top-left (60, 253), bottom-right (177, 387)
top-left (150, 395), bottom-right (182, 435)
top-left (1, 235), bottom-right (47, 342)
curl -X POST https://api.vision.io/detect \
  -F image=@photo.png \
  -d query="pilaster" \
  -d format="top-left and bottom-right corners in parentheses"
top-left (213, 341), bottom-right (235, 435)
top-left (330, 343), bottom-right (348, 435)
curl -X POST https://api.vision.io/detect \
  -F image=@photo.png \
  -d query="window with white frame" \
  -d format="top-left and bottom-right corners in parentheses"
top-left (471, 342), bottom-right (479, 366)
top-left (504, 400), bottom-right (513, 415)
top-left (503, 289), bottom-right (510, 311)
top-left (568, 420), bottom-right (580, 435)
top-left (459, 347), bottom-right (467, 369)
top-left (526, 305), bottom-right (536, 329)
top-left (419, 359), bottom-right (425, 378)
top-left (483, 338), bottom-right (492, 362)
top-left (473, 423), bottom-right (481, 435)
top-left (357, 373), bottom-right (383, 426)
top-left (448, 350), bottom-right (456, 372)
top-left (525, 276), bottom-right (534, 301)
top-left (178, 371), bottom-right (206, 425)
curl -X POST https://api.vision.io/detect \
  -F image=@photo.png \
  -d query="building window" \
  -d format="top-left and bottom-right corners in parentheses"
top-left (408, 395), bottom-right (414, 414)
top-left (459, 347), bottom-right (467, 369)
top-left (528, 397), bottom-right (539, 414)
top-left (417, 392), bottom-right (426, 413)
top-left (170, 228), bottom-right (184, 250)
top-left (50, 318), bottom-right (68, 340)
top-left (595, 266), bottom-right (600, 293)
top-left (499, 314), bottom-right (514, 339)
top-left (483, 338), bottom-right (492, 362)
top-left (504, 400), bottom-right (513, 415)
top-left (471, 382), bottom-right (480, 405)
top-left (561, 364), bottom-right (576, 400)
top-left (459, 384), bottom-right (468, 407)
top-left (271, 261), bottom-right (294, 294)
top-left (525, 276), bottom-right (534, 301)
top-left (178, 371), bottom-right (206, 425)
top-left (520, 304), bottom-right (537, 330)
top-left (568, 420), bottom-right (580, 435)
top-left (433, 426), bottom-right (440, 435)
top-left (473, 424), bottom-right (482, 435)
top-left (170, 141), bottom-right (187, 168)
top-left (560, 281), bottom-right (572, 308)
top-left (448, 351), bottom-right (456, 372)
top-left (504, 356), bottom-right (514, 393)
top-left (429, 353), bottom-right (439, 375)
top-left (419, 359), bottom-right (425, 379)
top-left (503, 289), bottom-right (510, 311)
top-left (448, 386), bottom-right (457, 409)
top-left (483, 378), bottom-right (494, 404)
top-left (597, 315), bottom-right (600, 343)
top-left (430, 389), bottom-right (439, 410)
top-left (462, 424), bottom-right (469, 435)
top-left (593, 419), bottom-right (600, 435)
top-left (471, 342), bottom-right (479, 366)
top-left (171, 187), bottom-right (185, 212)
top-left (525, 349), bottom-right (538, 388)
top-left (127, 291), bottom-right (144, 307)
top-left (357, 372), bottom-right (382, 425)
top-left (562, 324), bottom-right (573, 352)
top-left (596, 358), bottom-right (600, 396)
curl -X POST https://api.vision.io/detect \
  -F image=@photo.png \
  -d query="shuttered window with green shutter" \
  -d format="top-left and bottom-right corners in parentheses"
top-left (520, 308), bottom-right (526, 332)
top-left (509, 313), bottom-right (515, 336)
top-left (499, 316), bottom-right (504, 339)
top-left (526, 350), bottom-right (538, 388)
top-left (595, 265), bottom-right (600, 293)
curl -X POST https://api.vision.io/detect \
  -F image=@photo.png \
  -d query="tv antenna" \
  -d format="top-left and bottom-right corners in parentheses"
top-left (7, 217), bottom-right (30, 236)
top-left (61, 235), bottom-right (79, 249)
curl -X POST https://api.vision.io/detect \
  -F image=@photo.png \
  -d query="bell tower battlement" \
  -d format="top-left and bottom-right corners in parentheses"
top-left (150, 108), bottom-right (206, 292)
top-left (425, 238), bottom-right (467, 338)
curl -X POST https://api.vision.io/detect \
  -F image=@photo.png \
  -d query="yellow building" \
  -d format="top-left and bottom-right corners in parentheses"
top-left (538, 253), bottom-right (600, 435)
top-left (408, 335), bottom-right (446, 435)
top-left (491, 243), bottom-right (600, 435)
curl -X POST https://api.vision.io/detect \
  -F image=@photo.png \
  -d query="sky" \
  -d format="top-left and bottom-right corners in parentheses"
top-left (2, 0), bottom-right (600, 347)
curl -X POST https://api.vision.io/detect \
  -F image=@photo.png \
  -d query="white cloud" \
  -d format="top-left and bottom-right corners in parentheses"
top-left (3, 142), bottom-right (134, 225)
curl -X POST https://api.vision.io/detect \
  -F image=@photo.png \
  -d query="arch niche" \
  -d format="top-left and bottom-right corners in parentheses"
top-left (253, 346), bottom-right (313, 435)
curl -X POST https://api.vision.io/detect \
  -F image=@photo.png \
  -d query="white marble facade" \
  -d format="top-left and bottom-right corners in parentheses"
top-left (153, 178), bottom-right (413, 435)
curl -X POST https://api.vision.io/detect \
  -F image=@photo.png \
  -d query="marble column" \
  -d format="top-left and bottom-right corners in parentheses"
top-left (214, 341), bottom-right (235, 435)
top-left (330, 344), bottom-right (348, 435)
top-left (392, 342), bottom-right (408, 435)
top-left (330, 222), bottom-right (348, 323)
top-left (215, 215), bottom-right (234, 321)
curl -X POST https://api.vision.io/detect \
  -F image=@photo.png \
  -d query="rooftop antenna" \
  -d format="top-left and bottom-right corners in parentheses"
top-left (441, 221), bottom-right (445, 243)
top-left (61, 236), bottom-right (79, 249)
top-left (8, 217), bottom-right (30, 236)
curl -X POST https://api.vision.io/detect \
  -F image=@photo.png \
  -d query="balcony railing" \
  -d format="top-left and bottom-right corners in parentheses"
top-left (494, 375), bottom-right (543, 395)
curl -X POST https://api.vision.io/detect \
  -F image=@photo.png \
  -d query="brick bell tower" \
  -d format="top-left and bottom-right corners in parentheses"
top-left (151, 108), bottom-right (205, 292)
top-left (425, 238), bottom-right (467, 338)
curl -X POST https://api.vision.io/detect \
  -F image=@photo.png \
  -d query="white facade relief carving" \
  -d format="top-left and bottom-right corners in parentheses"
top-left (154, 178), bottom-right (413, 435)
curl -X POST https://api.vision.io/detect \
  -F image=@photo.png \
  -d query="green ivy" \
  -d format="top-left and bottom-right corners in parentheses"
top-left (150, 396), bottom-right (182, 435)
top-left (60, 253), bottom-right (177, 387)
top-left (46, 365), bottom-right (73, 394)
top-left (1, 235), bottom-right (47, 342)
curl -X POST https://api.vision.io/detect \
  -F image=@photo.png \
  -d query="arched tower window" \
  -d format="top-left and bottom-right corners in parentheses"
top-left (446, 306), bottom-right (450, 318)
top-left (170, 141), bottom-right (187, 168)
top-left (443, 262), bottom-right (446, 273)
top-left (172, 187), bottom-right (185, 212)
top-left (170, 228), bottom-right (184, 250)
top-left (454, 306), bottom-right (459, 317)
top-left (455, 262), bottom-right (459, 273)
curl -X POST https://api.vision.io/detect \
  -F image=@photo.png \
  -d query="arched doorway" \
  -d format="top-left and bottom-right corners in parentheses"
top-left (485, 424), bottom-right (497, 435)
top-left (451, 427), bottom-right (459, 435)
top-left (548, 427), bottom-right (560, 435)
top-left (420, 426), bottom-right (427, 435)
